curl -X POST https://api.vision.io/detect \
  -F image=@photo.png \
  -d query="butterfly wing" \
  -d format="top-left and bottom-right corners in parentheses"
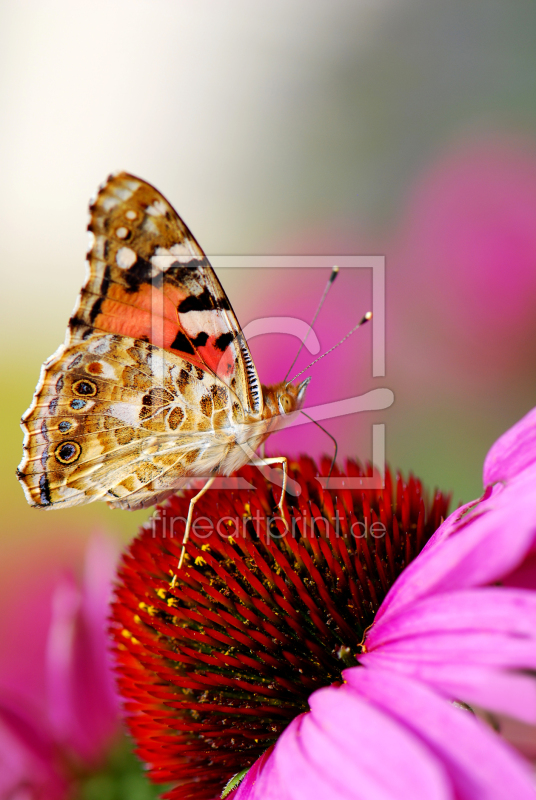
top-left (18, 173), bottom-right (262, 509)
top-left (18, 335), bottom-right (240, 510)
top-left (75, 172), bottom-right (262, 415)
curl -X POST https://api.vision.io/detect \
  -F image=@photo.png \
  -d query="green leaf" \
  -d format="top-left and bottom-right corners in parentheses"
top-left (221, 767), bottom-right (250, 798)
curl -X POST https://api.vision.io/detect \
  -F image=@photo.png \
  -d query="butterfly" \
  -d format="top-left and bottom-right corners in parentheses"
top-left (17, 173), bottom-right (310, 565)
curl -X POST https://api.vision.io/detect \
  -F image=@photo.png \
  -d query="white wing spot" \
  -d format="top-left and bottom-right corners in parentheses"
top-left (116, 247), bottom-right (137, 269)
top-left (115, 184), bottom-right (137, 202)
top-left (126, 210), bottom-right (137, 220)
top-left (146, 200), bottom-right (167, 217)
top-left (101, 196), bottom-right (119, 212)
top-left (151, 245), bottom-right (197, 273)
top-left (89, 336), bottom-right (113, 355)
top-left (170, 243), bottom-right (193, 256)
top-left (108, 401), bottom-right (141, 426)
top-left (179, 310), bottom-right (223, 338)
top-left (144, 218), bottom-right (160, 235)
top-left (116, 226), bottom-right (129, 239)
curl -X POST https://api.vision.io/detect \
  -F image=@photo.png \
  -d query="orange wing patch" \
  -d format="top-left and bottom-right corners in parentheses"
top-left (70, 172), bottom-right (257, 398)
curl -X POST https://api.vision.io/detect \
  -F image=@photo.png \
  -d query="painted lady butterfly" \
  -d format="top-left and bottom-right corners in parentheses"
top-left (18, 173), bottom-right (309, 562)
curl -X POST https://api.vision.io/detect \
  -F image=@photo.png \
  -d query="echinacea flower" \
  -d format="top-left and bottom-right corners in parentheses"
top-left (0, 698), bottom-right (67, 800)
top-left (0, 534), bottom-right (122, 799)
top-left (111, 407), bottom-right (536, 800)
top-left (394, 136), bottom-right (536, 377)
top-left (46, 534), bottom-right (120, 766)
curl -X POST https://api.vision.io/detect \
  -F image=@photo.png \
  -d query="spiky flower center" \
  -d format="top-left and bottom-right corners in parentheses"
top-left (111, 459), bottom-right (450, 800)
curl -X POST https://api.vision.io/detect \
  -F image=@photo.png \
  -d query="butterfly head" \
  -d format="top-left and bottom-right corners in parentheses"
top-left (262, 377), bottom-right (311, 419)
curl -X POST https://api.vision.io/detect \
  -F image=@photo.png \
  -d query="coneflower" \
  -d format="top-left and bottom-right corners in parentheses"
top-left (111, 408), bottom-right (536, 800)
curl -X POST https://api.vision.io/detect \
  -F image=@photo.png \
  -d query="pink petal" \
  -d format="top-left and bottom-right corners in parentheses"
top-left (421, 496), bottom-right (485, 550)
top-left (376, 466), bottom-right (536, 624)
top-left (345, 667), bottom-right (535, 800)
top-left (369, 589), bottom-right (536, 646)
top-left (363, 631), bottom-right (536, 670)
top-left (231, 748), bottom-right (279, 799)
top-left (503, 547), bottom-right (536, 590)
top-left (358, 657), bottom-right (536, 723)
top-left (240, 685), bottom-right (451, 800)
top-left (365, 589), bottom-right (536, 721)
top-left (46, 534), bottom-right (119, 765)
top-left (79, 534), bottom-right (120, 726)
top-left (483, 406), bottom-right (536, 486)
top-left (46, 576), bottom-right (80, 747)
top-left (0, 700), bottom-right (66, 800)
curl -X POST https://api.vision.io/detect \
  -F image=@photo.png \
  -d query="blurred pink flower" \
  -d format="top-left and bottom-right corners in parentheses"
top-left (0, 534), bottom-right (120, 799)
top-left (0, 699), bottom-right (66, 800)
top-left (394, 136), bottom-right (536, 378)
top-left (232, 406), bottom-right (536, 799)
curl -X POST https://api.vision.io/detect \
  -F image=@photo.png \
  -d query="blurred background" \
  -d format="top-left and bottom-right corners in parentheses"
top-left (1, 0), bottom-right (536, 794)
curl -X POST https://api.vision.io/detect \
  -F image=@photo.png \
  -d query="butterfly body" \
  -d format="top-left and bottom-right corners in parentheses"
top-left (18, 173), bottom-right (309, 514)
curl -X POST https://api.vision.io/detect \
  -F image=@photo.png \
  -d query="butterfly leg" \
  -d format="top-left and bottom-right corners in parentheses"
top-left (174, 477), bottom-right (216, 578)
top-left (250, 456), bottom-right (290, 530)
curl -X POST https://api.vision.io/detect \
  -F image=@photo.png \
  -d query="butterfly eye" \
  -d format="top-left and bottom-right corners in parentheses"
top-left (278, 395), bottom-right (293, 415)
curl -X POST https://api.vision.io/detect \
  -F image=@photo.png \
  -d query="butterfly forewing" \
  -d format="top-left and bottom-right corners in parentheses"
top-left (75, 172), bottom-right (262, 414)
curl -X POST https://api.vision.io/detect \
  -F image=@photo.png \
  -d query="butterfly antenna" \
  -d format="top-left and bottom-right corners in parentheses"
top-left (300, 411), bottom-right (338, 488)
top-left (283, 266), bottom-right (339, 382)
top-left (290, 311), bottom-right (372, 383)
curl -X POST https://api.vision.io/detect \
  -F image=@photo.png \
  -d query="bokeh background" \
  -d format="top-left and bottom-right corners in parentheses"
top-left (1, 0), bottom-right (536, 793)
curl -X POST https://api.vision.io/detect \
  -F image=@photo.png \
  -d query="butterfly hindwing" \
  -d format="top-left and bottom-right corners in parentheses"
top-left (18, 334), bottom-right (238, 510)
